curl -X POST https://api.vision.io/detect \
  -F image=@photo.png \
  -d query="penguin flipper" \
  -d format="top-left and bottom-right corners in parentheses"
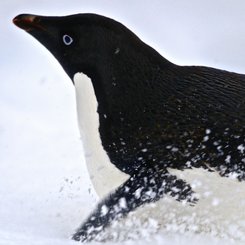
top-left (72, 168), bottom-right (197, 242)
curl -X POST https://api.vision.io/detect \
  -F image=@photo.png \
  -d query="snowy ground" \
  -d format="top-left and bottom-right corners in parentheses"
top-left (1, 1), bottom-right (245, 244)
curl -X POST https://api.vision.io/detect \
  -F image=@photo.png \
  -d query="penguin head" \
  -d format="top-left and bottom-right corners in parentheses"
top-left (13, 13), bottom-right (142, 80)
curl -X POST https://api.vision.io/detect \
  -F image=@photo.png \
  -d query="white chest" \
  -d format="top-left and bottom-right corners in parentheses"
top-left (73, 72), bottom-right (128, 198)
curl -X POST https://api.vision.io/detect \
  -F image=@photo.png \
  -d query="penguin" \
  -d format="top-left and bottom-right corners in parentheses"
top-left (13, 13), bottom-right (245, 242)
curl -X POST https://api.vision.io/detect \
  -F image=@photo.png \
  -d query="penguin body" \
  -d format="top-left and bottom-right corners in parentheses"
top-left (13, 13), bottom-right (245, 242)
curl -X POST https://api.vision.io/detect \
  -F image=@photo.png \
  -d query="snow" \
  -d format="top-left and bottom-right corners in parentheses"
top-left (1, 0), bottom-right (245, 244)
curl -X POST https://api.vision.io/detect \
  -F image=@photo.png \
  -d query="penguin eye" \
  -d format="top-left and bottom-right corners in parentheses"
top-left (63, 34), bottom-right (73, 45)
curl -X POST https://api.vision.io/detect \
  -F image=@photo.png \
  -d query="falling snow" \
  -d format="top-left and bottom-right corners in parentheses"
top-left (238, 144), bottom-right (245, 154)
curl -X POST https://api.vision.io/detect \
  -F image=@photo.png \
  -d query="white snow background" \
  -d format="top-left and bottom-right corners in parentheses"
top-left (1, 0), bottom-right (245, 244)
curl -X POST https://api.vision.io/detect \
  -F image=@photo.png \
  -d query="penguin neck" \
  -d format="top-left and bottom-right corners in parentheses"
top-left (71, 40), bottom-right (175, 130)
top-left (74, 44), bottom-right (174, 115)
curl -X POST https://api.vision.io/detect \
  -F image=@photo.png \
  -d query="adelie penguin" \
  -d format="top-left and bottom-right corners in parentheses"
top-left (13, 13), bottom-right (245, 242)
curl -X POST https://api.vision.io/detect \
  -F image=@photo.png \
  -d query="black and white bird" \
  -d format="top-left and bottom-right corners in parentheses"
top-left (13, 13), bottom-right (245, 242)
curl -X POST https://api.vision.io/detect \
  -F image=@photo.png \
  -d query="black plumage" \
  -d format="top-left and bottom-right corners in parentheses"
top-left (13, 13), bottom-right (245, 242)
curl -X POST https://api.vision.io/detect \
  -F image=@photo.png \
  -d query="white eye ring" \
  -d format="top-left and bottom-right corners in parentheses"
top-left (63, 34), bottom-right (73, 45)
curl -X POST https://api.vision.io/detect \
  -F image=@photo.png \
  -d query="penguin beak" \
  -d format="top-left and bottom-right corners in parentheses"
top-left (13, 14), bottom-right (45, 32)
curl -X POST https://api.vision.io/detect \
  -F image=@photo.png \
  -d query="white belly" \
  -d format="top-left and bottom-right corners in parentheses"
top-left (73, 72), bottom-right (129, 198)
